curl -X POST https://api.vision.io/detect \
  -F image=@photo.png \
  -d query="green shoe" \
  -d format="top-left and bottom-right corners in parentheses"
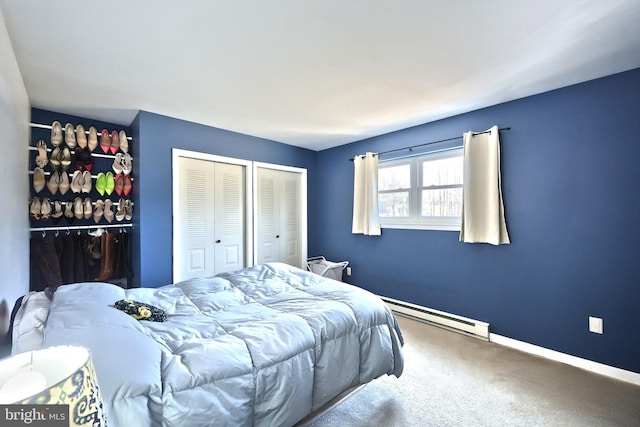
top-left (105, 171), bottom-right (115, 195)
top-left (95, 172), bottom-right (106, 196)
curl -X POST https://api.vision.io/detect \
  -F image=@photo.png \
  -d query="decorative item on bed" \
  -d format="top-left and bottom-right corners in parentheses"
top-left (10, 262), bottom-right (404, 427)
top-left (0, 345), bottom-right (107, 426)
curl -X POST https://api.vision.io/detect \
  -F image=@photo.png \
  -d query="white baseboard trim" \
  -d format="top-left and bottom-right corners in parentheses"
top-left (490, 333), bottom-right (640, 387)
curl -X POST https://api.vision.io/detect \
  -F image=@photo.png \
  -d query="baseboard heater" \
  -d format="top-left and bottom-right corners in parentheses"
top-left (381, 296), bottom-right (490, 341)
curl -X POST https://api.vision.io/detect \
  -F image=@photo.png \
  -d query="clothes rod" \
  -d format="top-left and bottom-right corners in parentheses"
top-left (30, 122), bottom-right (133, 140)
top-left (30, 223), bottom-right (133, 233)
top-left (349, 127), bottom-right (511, 161)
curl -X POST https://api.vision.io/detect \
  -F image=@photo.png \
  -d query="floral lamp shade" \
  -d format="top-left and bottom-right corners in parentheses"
top-left (0, 346), bottom-right (107, 426)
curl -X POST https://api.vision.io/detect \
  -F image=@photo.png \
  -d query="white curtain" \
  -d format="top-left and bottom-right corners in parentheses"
top-left (352, 152), bottom-right (381, 236)
top-left (459, 125), bottom-right (510, 245)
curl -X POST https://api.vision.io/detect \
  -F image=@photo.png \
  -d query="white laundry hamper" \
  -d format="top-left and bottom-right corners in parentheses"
top-left (306, 256), bottom-right (349, 281)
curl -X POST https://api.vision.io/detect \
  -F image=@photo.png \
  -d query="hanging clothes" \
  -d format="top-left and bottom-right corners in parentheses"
top-left (29, 230), bottom-right (132, 290)
top-left (114, 231), bottom-right (133, 281)
top-left (30, 236), bottom-right (63, 291)
top-left (54, 234), bottom-right (74, 284)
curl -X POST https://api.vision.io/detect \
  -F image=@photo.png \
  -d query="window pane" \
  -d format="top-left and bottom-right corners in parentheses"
top-left (379, 192), bottom-right (409, 217)
top-left (422, 156), bottom-right (463, 187)
top-left (379, 164), bottom-right (410, 191)
top-left (421, 188), bottom-right (462, 217)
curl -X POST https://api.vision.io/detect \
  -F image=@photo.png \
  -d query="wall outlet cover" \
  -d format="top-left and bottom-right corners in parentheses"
top-left (589, 316), bottom-right (603, 334)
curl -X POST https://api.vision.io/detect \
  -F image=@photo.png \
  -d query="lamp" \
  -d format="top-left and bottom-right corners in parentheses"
top-left (0, 346), bottom-right (107, 426)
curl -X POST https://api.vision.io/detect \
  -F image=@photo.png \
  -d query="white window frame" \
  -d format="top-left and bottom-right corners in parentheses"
top-left (378, 148), bottom-right (463, 231)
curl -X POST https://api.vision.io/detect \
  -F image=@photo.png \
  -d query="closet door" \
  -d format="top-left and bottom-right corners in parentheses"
top-left (279, 170), bottom-right (302, 267)
top-left (213, 162), bottom-right (245, 273)
top-left (256, 167), bottom-right (303, 268)
top-left (175, 157), bottom-right (245, 281)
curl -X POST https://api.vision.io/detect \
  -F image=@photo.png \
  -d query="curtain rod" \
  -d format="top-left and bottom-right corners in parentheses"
top-left (349, 127), bottom-right (511, 161)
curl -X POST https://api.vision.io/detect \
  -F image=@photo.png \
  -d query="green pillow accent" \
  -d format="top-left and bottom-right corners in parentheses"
top-left (114, 299), bottom-right (167, 322)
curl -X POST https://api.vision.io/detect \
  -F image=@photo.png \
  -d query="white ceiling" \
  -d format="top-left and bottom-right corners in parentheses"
top-left (2, 1), bottom-right (639, 151)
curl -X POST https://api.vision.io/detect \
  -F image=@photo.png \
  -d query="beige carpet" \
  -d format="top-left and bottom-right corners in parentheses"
top-left (300, 315), bottom-right (640, 427)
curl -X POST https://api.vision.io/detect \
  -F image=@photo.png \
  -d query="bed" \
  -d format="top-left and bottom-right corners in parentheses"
top-left (11, 262), bottom-right (404, 427)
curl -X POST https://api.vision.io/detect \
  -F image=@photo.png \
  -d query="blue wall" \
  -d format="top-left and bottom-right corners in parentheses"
top-left (31, 69), bottom-right (640, 374)
top-left (130, 111), bottom-right (318, 289)
top-left (315, 68), bottom-right (640, 373)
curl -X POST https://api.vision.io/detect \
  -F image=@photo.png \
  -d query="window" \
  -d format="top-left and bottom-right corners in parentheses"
top-left (378, 148), bottom-right (463, 230)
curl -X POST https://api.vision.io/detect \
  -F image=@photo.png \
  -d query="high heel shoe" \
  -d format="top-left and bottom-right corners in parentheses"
top-left (73, 197), bottom-right (84, 220)
top-left (64, 201), bottom-right (74, 224)
top-left (114, 173), bottom-right (123, 196)
top-left (58, 171), bottom-right (70, 195)
top-left (123, 174), bottom-right (132, 196)
top-left (83, 149), bottom-right (94, 171)
top-left (95, 172), bottom-right (106, 196)
top-left (105, 172), bottom-right (115, 196)
top-left (65, 123), bottom-right (76, 148)
top-left (104, 199), bottom-right (114, 223)
top-left (50, 146), bottom-right (61, 170)
top-left (81, 170), bottom-right (92, 193)
top-left (88, 126), bottom-right (98, 152)
top-left (35, 140), bottom-right (48, 168)
top-left (99, 129), bottom-right (110, 154)
top-left (60, 147), bottom-right (72, 170)
top-left (70, 170), bottom-right (83, 193)
top-left (119, 130), bottom-right (128, 153)
top-left (83, 198), bottom-right (93, 220)
top-left (33, 167), bottom-right (46, 193)
top-left (116, 198), bottom-right (126, 221)
top-left (30, 197), bottom-right (41, 220)
top-left (110, 130), bottom-right (120, 154)
top-left (124, 199), bottom-right (133, 220)
top-left (46, 171), bottom-right (60, 195)
top-left (51, 121), bottom-right (63, 146)
top-left (93, 199), bottom-right (104, 223)
top-left (40, 198), bottom-right (52, 220)
top-left (112, 153), bottom-right (124, 174)
top-left (122, 153), bottom-right (133, 175)
top-left (76, 124), bottom-right (87, 149)
top-left (74, 147), bottom-right (93, 171)
top-left (52, 200), bottom-right (63, 224)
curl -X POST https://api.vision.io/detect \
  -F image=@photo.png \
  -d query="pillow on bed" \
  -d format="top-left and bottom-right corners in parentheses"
top-left (114, 299), bottom-right (167, 322)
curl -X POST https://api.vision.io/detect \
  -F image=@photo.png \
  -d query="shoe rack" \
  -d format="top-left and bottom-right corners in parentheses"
top-left (28, 121), bottom-right (134, 233)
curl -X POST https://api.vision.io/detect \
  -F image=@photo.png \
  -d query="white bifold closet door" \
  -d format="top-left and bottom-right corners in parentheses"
top-left (256, 167), bottom-right (302, 268)
top-left (176, 157), bottom-right (245, 280)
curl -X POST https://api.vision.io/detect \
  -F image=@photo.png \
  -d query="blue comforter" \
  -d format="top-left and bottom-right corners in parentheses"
top-left (13, 263), bottom-right (404, 426)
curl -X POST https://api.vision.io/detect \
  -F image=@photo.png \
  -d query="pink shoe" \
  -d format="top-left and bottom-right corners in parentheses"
top-left (123, 175), bottom-right (132, 196)
top-left (110, 130), bottom-right (120, 154)
top-left (100, 129), bottom-right (110, 153)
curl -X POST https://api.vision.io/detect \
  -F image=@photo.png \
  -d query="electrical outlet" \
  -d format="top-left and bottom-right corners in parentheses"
top-left (346, 267), bottom-right (352, 276)
top-left (589, 316), bottom-right (603, 334)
